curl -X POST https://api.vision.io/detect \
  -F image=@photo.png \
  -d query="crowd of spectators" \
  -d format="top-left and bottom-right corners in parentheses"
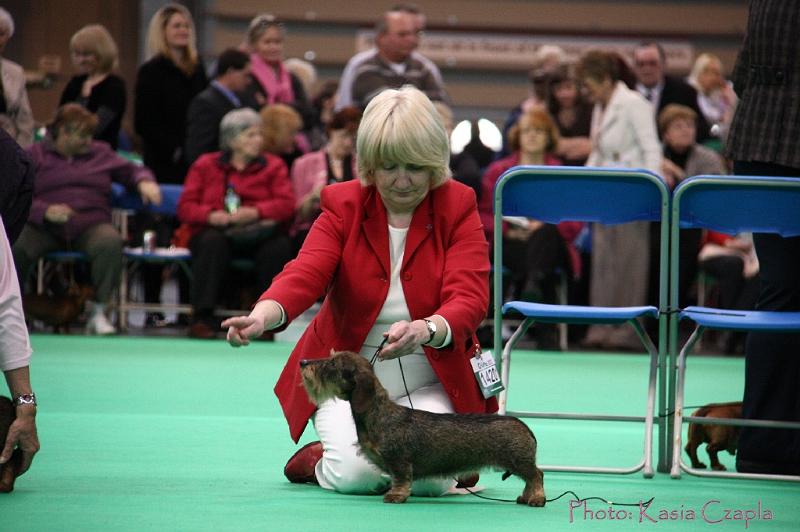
top-left (1, 3), bottom-right (748, 349)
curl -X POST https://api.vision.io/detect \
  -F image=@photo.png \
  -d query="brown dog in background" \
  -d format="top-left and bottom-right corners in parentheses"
top-left (0, 396), bottom-right (23, 492)
top-left (300, 351), bottom-right (545, 506)
top-left (685, 401), bottom-right (743, 471)
top-left (23, 284), bottom-right (93, 333)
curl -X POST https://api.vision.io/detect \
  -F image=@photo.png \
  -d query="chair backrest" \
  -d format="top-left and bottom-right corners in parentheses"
top-left (670, 175), bottom-right (800, 311)
top-left (492, 165), bottom-right (670, 351)
top-left (495, 166), bottom-right (667, 225)
top-left (673, 175), bottom-right (800, 237)
top-left (111, 183), bottom-right (184, 217)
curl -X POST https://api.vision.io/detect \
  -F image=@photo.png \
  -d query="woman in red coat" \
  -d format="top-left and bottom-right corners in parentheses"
top-left (223, 87), bottom-right (494, 495)
top-left (176, 108), bottom-right (295, 338)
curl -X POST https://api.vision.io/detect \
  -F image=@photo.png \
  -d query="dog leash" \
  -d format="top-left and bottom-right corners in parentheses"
top-left (369, 336), bottom-right (414, 410)
top-left (371, 336), bottom-right (652, 508)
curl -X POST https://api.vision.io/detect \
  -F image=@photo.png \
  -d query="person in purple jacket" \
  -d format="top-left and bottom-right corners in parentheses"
top-left (12, 104), bottom-right (161, 335)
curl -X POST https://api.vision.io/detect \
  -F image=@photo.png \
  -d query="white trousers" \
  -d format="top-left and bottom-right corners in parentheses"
top-left (312, 382), bottom-right (456, 495)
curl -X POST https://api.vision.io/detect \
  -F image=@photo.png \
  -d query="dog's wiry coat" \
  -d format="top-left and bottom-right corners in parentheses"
top-left (301, 351), bottom-right (545, 505)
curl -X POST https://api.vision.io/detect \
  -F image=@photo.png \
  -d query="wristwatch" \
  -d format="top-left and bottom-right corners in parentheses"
top-left (423, 319), bottom-right (437, 345)
top-left (14, 393), bottom-right (37, 407)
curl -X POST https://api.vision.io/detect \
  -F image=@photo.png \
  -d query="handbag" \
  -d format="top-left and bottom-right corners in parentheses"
top-left (224, 219), bottom-right (277, 245)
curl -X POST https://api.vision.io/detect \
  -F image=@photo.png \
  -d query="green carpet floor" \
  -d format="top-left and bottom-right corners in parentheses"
top-left (1, 335), bottom-right (798, 531)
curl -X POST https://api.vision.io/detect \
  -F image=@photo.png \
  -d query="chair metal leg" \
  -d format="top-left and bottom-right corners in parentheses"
top-left (498, 318), bottom-right (533, 416)
top-left (631, 319), bottom-right (658, 478)
top-left (36, 258), bottom-right (45, 294)
top-left (670, 325), bottom-right (704, 478)
top-left (557, 270), bottom-right (568, 351)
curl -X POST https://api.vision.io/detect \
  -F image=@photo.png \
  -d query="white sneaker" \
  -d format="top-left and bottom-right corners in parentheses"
top-left (86, 312), bottom-right (117, 335)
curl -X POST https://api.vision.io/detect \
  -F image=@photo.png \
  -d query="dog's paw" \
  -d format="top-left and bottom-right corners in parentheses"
top-left (711, 464), bottom-right (727, 471)
top-left (383, 491), bottom-right (409, 504)
top-left (517, 495), bottom-right (546, 507)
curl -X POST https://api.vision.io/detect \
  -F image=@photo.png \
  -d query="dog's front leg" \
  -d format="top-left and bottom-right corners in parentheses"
top-left (383, 464), bottom-right (412, 504)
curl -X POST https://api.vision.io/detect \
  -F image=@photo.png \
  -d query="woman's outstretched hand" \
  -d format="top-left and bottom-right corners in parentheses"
top-left (222, 315), bottom-right (266, 347)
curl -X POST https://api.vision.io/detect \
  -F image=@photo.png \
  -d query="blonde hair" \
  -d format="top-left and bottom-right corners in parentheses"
top-left (356, 86), bottom-right (451, 188)
top-left (259, 103), bottom-right (302, 153)
top-left (70, 24), bottom-right (118, 73)
top-left (146, 3), bottom-right (199, 75)
top-left (247, 13), bottom-right (284, 45)
top-left (688, 53), bottom-right (723, 90)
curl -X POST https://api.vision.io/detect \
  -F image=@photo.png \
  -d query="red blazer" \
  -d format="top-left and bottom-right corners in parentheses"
top-left (174, 151), bottom-right (295, 246)
top-left (262, 179), bottom-right (495, 442)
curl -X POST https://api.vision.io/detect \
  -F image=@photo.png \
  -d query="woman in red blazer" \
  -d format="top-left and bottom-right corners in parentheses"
top-left (176, 108), bottom-right (295, 339)
top-left (223, 87), bottom-right (494, 495)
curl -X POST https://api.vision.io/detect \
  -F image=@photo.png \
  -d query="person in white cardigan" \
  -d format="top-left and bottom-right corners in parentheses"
top-left (577, 50), bottom-right (662, 350)
top-left (0, 8), bottom-right (34, 147)
top-left (0, 215), bottom-right (40, 480)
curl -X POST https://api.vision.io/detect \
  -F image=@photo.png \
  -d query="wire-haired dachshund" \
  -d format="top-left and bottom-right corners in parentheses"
top-left (300, 351), bottom-right (545, 506)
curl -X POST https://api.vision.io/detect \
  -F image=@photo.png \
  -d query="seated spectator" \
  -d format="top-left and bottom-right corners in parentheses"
top-left (0, 8), bottom-right (34, 147)
top-left (479, 108), bottom-right (584, 349)
top-left (60, 24), bottom-right (125, 149)
top-left (241, 14), bottom-right (312, 127)
top-left (547, 64), bottom-right (593, 166)
top-left (175, 108), bottom-right (295, 339)
top-left (12, 104), bottom-right (161, 335)
top-left (698, 230), bottom-right (759, 354)
top-left (688, 53), bottom-right (737, 146)
top-left (184, 49), bottom-right (251, 166)
top-left (260, 103), bottom-right (306, 170)
top-left (290, 106), bottom-right (361, 251)
top-left (648, 104), bottom-right (727, 311)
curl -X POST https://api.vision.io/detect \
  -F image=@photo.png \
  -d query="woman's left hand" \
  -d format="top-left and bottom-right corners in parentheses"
top-left (378, 320), bottom-right (429, 360)
top-left (138, 181), bottom-right (162, 206)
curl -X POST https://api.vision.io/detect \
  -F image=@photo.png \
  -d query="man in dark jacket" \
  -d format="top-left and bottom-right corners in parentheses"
top-left (184, 49), bottom-right (251, 166)
top-left (633, 42), bottom-right (710, 143)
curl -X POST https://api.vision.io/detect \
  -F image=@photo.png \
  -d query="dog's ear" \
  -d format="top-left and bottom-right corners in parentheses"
top-left (349, 370), bottom-right (375, 415)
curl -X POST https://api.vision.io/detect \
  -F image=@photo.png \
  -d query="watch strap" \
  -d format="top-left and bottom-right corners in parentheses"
top-left (423, 319), bottom-right (436, 345)
top-left (14, 393), bottom-right (37, 407)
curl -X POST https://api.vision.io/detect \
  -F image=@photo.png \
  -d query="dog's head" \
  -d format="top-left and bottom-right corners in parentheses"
top-left (300, 351), bottom-right (379, 413)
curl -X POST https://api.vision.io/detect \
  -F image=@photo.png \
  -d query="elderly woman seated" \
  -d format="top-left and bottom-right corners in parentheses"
top-left (12, 103), bottom-right (161, 334)
top-left (175, 108), bottom-right (295, 339)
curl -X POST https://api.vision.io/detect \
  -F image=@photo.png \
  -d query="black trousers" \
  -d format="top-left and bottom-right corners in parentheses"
top-left (502, 223), bottom-right (570, 304)
top-left (734, 161), bottom-right (800, 470)
top-left (188, 227), bottom-right (292, 319)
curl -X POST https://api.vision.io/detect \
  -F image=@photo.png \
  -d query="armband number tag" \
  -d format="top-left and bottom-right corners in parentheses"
top-left (470, 350), bottom-right (504, 399)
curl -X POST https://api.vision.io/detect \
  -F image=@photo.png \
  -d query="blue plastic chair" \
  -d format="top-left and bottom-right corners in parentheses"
top-left (668, 175), bottom-right (800, 481)
top-left (493, 166), bottom-right (669, 477)
top-left (113, 184), bottom-right (192, 329)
